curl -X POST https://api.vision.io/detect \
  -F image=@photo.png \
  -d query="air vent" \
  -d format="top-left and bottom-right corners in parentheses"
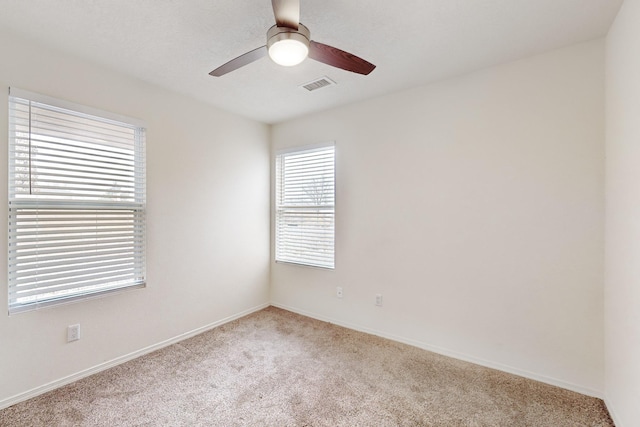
top-left (300, 76), bottom-right (336, 92)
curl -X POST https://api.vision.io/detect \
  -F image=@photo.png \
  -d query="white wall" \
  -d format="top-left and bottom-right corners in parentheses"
top-left (0, 31), bottom-right (270, 406)
top-left (605, 0), bottom-right (640, 424)
top-left (271, 40), bottom-right (605, 396)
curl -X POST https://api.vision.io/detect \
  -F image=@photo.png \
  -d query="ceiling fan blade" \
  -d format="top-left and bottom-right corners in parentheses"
top-left (308, 41), bottom-right (376, 75)
top-left (209, 46), bottom-right (268, 77)
top-left (271, 0), bottom-right (299, 29)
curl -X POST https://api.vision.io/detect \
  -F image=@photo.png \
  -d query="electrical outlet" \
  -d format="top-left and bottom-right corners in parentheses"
top-left (336, 286), bottom-right (343, 298)
top-left (375, 294), bottom-right (383, 306)
top-left (67, 324), bottom-right (80, 342)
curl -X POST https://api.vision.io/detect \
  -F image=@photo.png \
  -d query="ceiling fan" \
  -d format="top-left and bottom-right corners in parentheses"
top-left (209, 0), bottom-right (376, 77)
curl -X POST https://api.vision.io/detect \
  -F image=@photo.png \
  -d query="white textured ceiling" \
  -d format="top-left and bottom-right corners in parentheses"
top-left (0, 0), bottom-right (623, 124)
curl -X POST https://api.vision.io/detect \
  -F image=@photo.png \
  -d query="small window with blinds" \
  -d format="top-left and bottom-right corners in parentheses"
top-left (275, 144), bottom-right (335, 269)
top-left (7, 88), bottom-right (146, 313)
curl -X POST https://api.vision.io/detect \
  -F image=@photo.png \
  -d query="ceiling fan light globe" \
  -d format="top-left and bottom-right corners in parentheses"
top-left (266, 24), bottom-right (311, 67)
top-left (269, 39), bottom-right (309, 66)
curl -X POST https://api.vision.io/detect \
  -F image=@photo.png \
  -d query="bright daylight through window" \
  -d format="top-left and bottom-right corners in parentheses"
top-left (8, 88), bottom-right (146, 313)
top-left (275, 144), bottom-right (335, 269)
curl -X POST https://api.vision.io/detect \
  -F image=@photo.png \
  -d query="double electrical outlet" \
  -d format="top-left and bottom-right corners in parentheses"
top-left (67, 324), bottom-right (81, 342)
top-left (375, 294), bottom-right (383, 306)
top-left (336, 286), bottom-right (383, 306)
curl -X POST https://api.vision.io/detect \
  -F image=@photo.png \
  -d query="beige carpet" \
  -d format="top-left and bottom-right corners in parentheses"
top-left (0, 307), bottom-right (613, 426)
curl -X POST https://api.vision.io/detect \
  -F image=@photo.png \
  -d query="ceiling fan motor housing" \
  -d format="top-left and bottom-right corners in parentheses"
top-left (267, 23), bottom-right (311, 49)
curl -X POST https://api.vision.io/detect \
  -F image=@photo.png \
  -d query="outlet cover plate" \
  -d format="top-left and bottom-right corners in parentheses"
top-left (67, 324), bottom-right (80, 342)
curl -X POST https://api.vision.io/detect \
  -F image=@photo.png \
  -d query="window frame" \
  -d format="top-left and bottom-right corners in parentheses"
top-left (7, 88), bottom-right (147, 314)
top-left (275, 142), bottom-right (335, 270)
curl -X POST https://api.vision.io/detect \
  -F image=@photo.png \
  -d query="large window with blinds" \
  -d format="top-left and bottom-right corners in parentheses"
top-left (275, 144), bottom-right (335, 269)
top-left (8, 88), bottom-right (146, 313)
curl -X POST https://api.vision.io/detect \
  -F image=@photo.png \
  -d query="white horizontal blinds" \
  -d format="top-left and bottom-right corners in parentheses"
top-left (8, 208), bottom-right (145, 305)
top-left (8, 89), bottom-right (146, 313)
top-left (9, 97), bottom-right (144, 203)
top-left (276, 144), bottom-right (335, 269)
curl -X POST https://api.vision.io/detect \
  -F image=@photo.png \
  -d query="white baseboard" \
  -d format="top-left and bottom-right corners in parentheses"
top-left (2, 301), bottom-right (606, 412)
top-left (271, 302), bottom-right (604, 400)
top-left (604, 397), bottom-right (623, 427)
top-left (0, 302), bottom-right (269, 411)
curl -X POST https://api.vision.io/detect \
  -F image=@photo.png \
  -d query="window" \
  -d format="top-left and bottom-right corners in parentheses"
top-left (275, 143), bottom-right (335, 269)
top-left (8, 88), bottom-right (146, 313)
